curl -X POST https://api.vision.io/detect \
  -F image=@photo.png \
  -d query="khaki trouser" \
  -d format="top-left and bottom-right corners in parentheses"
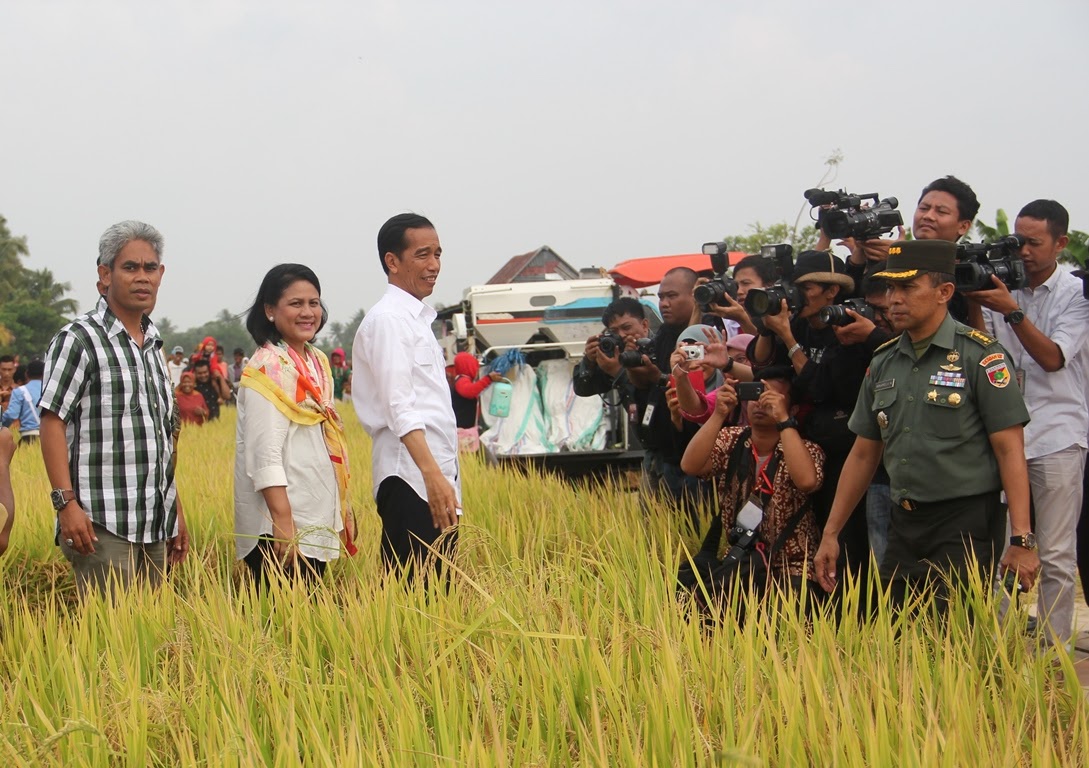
top-left (59, 522), bottom-right (168, 598)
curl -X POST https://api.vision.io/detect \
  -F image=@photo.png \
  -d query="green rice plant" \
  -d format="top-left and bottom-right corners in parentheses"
top-left (0, 406), bottom-right (1085, 766)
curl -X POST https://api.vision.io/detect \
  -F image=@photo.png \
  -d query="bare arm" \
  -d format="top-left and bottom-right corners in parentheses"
top-left (401, 429), bottom-right (458, 530)
top-left (259, 485), bottom-right (298, 563)
top-left (0, 428), bottom-right (15, 556)
top-left (40, 410), bottom-right (98, 554)
top-left (989, 425), bottom-right (1040, 590)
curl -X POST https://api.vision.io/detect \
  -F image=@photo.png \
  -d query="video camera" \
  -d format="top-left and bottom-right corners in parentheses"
top-left (804, 188), bottom-right (903, 241)
top-left (818, 297), bottom-right (876, 327)
top-left (954, 234), bottom-right (1028, 292)
top-left (745, 244), bottom-right (799, 318)
top-left (1073, 269), bottom-right (1089, 300)
top-left (694, 241), bottom-right (737, 309)
top-left (599, 330), bottom-right (655, 368)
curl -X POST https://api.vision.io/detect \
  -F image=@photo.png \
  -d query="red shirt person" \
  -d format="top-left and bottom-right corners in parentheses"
top-left (176, 372), bottom-right (209, 425)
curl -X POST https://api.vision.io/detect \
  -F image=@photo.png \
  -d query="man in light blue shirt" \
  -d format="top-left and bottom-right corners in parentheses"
top-left (967, 199), bottom-right (1089, 646)
top-left (1, 359), bottom-right (43, 444)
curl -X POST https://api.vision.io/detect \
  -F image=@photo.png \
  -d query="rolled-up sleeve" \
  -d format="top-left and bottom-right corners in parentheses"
top-left (242, 392), bottom-right (291, 491)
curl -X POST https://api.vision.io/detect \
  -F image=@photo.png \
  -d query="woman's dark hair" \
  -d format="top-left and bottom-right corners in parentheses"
top-left (377, 213), bottom-right (434, 275)
top-left (245, 263), bottom-right (329, 346)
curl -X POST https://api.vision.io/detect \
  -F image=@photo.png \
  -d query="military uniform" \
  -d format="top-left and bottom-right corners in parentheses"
top-left (848, 241), bottom-right (1031, 589)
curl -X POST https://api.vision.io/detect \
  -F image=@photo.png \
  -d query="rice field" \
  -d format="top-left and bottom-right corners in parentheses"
top-left (0, 406), bottom-right (1086, 766)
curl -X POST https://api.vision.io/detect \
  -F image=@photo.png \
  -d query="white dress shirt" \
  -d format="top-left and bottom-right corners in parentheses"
top-left (983, 266), bottom-right (1089, 460)
top-left (233, 386), bottom-right (343, 561)
top-left (353, 284), bottom-right (460, 504)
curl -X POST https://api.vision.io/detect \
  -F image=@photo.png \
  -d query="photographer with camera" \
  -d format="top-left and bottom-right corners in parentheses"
top-left (696, 249), bottom-right (779, 338)
top-left (812, 176), bottom-right (979, 292)
top-left (747, 250), bottom-right (880, 592)
top-left (678, 367), bottom-right (824, 617)
top-left (963, 200), bottom-right (1089, 647)
top-left (669, 327), bottom-right (754, 426)
top-left (572, 297), bottom-right (649, 400)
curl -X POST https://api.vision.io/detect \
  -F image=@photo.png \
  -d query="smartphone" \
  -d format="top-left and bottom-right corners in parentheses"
top-left (737, 382), bottom-right (765, 401)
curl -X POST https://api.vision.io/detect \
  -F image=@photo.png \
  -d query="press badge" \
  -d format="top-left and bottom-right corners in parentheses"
top-left (642, 404), bottom-right (655, 426)
top-left (737, 495), bottom-right (764, 530)
top-left (1015, 368), bottom-right (1025, 393)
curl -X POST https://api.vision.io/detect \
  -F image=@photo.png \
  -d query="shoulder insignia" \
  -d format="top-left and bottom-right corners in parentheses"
top-left (958, 327), bottom-right (995, 347)
top-left (874, 334), bottom-right (902, 353)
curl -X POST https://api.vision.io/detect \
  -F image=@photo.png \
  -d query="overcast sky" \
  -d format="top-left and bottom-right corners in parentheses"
top-left (2, 0), bottom-right (1086, 334)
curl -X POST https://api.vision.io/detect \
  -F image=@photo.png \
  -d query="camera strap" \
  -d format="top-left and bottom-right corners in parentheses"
top-left (714, 428), bottom-right (807, 558)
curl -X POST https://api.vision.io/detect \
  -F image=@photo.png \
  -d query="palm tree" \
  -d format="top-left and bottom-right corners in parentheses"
top-left (1061, 230), bottom-right (1087, 268)
top-left (21, 268), bottom-right (78, 317)
top-left (974, 209), bottom-right (1010, 242)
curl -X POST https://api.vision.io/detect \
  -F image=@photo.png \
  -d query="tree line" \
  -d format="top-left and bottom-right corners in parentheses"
top-left (0, 215), bottom-right (364, 361)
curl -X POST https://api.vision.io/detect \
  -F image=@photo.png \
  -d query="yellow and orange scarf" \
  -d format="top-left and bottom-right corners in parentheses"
top-left (239, 342), bottom-right (357, 555)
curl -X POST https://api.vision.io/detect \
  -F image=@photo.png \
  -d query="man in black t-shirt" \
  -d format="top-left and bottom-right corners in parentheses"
top-left (190, 360), bottom-right (222, 421)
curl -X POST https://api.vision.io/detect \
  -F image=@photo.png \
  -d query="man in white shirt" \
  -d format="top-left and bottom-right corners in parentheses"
top-left (166, 346), bottom-right (186, 387)
top-left (967, 199), bottom-right (1089, 646)
top-left (353, 213), bottom-right (459, 583)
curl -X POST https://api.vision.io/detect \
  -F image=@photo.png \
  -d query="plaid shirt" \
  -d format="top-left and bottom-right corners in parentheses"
top-left (40, 297), bottom-right (178, 543)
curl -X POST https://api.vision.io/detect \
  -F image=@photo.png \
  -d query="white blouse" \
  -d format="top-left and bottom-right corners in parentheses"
top-left (233, 386), bottom-right (343, 562)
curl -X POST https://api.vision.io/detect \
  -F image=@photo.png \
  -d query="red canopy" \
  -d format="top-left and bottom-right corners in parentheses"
top-left (609, 251), bottom-right (749, 289)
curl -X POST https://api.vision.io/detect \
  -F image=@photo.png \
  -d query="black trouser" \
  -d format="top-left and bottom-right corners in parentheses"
top-left (243, 535), bottom-right (327, 590)
top-left (881, 491), bottom-right (1004, 615)
top-left (376, 476), bottom-right (458, 586)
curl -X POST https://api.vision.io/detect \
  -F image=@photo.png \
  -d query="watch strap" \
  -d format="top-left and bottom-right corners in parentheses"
top-left (1009, 533), bottom-right (1036, 550)
top-left (776, 417), bottom-right (799, 432)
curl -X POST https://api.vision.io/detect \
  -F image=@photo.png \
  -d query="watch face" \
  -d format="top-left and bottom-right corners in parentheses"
top-left (1024, 533), bottom-right (1036, 548)
top-left (49, 489), bottom-right (64, 510)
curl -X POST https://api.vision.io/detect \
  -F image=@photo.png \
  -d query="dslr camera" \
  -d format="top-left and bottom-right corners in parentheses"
top-left (597, 330), bottom-right (624, 359)
top-left (694, 241), bottom-right (738, 309)
top-left (804, 188), bottom-right (903, 241)
top-left (745, 244), bottom-right (800, 318)
top-left (954, 234), bottom-right (1028, 292)
top-left (599, 330), bottom-right (655, 368)
top-left (819, 297), bottom-right (876, 327)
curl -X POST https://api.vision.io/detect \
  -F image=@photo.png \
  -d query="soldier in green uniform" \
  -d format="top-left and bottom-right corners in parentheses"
top-left (814, 240), bottom-right (1040, 606)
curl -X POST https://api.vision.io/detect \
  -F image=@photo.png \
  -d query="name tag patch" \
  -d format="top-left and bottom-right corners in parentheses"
top-left (874, 379), bottom-right (895, 391)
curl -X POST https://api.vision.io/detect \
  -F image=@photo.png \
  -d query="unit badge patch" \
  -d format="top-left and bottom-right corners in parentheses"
top-left (986, 361), bottom-right (1011, 388)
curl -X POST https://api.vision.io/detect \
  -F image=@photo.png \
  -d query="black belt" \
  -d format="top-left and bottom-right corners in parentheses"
top-left (898, 492), bottom-right (997, 512)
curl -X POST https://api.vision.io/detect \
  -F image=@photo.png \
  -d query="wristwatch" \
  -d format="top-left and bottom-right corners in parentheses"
top-left (1003, 308), bottom-right (1025, 325)
top-left (1009, 532), bottom-right (1037, 550)
top-left (49, 488), bottom-right (76, 512)
top-left (775, 416), bottom-right (800, 432)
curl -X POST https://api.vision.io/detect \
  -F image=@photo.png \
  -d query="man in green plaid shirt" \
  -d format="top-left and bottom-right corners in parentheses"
top-left (40, 220), bottom-right (190, 596)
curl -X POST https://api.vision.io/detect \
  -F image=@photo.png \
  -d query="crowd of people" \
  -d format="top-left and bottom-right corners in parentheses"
top-left (2, 181), bottom-right (1087, 652)
top-left (575, 178), bottom-right (1087, 647)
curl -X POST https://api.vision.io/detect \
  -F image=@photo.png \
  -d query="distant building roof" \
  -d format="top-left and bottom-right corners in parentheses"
top-left (487, 246), bottom-right (579, 284)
